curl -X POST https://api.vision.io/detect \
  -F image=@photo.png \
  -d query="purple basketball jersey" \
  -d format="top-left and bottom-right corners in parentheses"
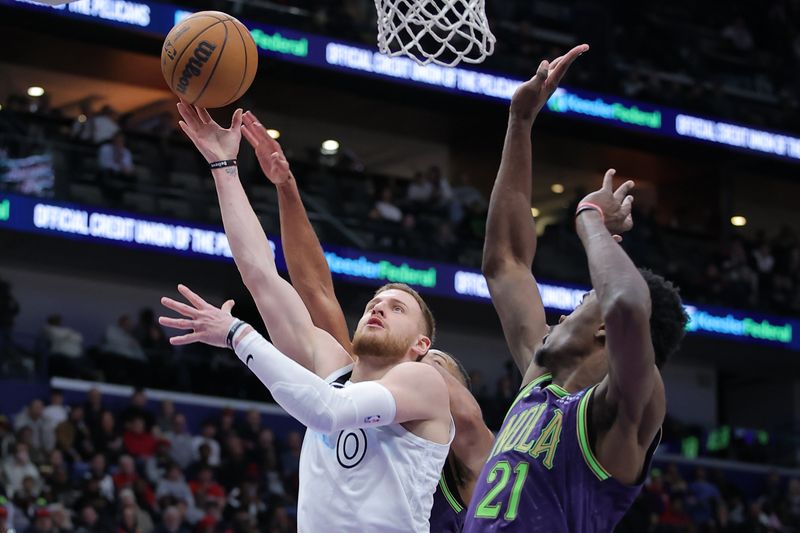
top-left (463, 373), bottom-right (658, 532)
top-left (430, 461), bottom-right (467, 532)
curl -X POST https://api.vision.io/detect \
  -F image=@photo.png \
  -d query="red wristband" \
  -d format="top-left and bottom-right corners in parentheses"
top-left (576, 202), bottom-right (604, 223)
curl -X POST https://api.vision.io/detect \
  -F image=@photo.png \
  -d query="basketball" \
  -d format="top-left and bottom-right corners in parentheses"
top-left (161, 11), bottom-right (258, 108)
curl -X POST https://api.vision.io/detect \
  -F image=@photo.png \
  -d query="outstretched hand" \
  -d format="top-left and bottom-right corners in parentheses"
top-left (510, 43), bottom-right (589, 121)
top-left (579, 169), bottom-right (635, 237)
top-left (241, 111), bottom-right (292, 185)
top-left (177, 101), bottom-right (243, 164)
top-left (159, 284), bottom-right (237, 348)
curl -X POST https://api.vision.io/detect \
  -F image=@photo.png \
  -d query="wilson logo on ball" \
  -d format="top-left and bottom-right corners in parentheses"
top-left (176, 41), bottom-right (217, 95)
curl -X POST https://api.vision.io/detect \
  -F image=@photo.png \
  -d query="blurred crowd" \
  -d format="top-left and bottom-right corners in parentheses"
top-left (617, 466), bottom-right (800, 533)
top-left (0, 387), bottom-right (797, 533)
top-left (232, 0), bottom-right (800, 131)
top-left (0, 389), bottom-right (302, 533)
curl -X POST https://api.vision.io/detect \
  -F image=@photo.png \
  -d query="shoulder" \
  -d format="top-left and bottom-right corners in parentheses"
top-left (385, 361), bottom-right (446, 384)
top-left (382, 362), bottom-right (448, 399)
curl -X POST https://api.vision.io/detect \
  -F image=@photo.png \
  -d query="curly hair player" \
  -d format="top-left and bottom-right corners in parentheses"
top-left (463, 44), bottom-right (688, 532)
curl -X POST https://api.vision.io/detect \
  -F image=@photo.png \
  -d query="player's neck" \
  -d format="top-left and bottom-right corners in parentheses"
top-left (350, 355), bottom-right (405, 382)
top-left (551, 350), bottom-right (607, 392)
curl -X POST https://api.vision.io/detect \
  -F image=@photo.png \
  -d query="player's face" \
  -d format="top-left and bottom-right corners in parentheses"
top-left (352, 289), bottom-right (428, 359)
top-left (534, 291), bottom-right (604, 368)
top-left (421, 349), bottom-right (465, 386)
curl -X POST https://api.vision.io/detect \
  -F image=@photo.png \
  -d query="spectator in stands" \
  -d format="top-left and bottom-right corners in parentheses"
top-left (687, 467), bottom-right (722, 527)
top-left (145, 438), bottom-right (172, 485)
top-left (123, 416), bottom-right (156, 458)
top-left (98, 131), bottom-right (134, 177)
top-left (135, 308), bottom-right (171, 358)
top-left (91, 410), bottom-right (123, 461)
top-left (0, 504), bottom-right (7, 533)
top-left (155, 400), bottom-right (176, 435)
top-left (192, 421), bottom-right (221, 465)
top-left (155, 463), bottom-right (194, 509)
top-left (218, 436), bottom-right (250, 490)
top-left (405, 171), bottom-right (434, 208)
top-left (14, 399), bottom-right (54, 455)
top-left (47, 502), bottom-right (73, 531)
top-left (216, 409), bottom-right (238, 449)
top-left (280, 431), bottom-right (302, 482)
top-left (426, 164), bottom-right (453, 209)
top-left (117, 490), bottom-right (155, 533)
top-left (0, 277), bottom-right (19, 361)
top-left (54, 405), bottom-right (93, 461)
top-left (153, 505), bottom-right (190, 533)
top-left (112, 455), bottom-right (139, 491)
top-left (370, 186), bottom-right (405, 224)
top-left (0, 415), bottom-right (13, 457)
top-left (84, 453), bottom-right (115, 502)
top-left (25, 506), bottom-right (55, 533)
top-left (71, 104), bottom-right (120, 145)
top-left (74, 505), bottom-right (105, 533)
top-left (2, 442), bottom-right (41, 496)
top-left (240, 409), bottom-right (262, 448)
top-left (188, 466), bottom-right (225, 509)
top-left (41, 315), bottom-right (86, 378)
top-left (42, 389), bottom-right (68, 429)
top-left (101, 315), bottom-right (148, 382)
top-left (120, 389), bottom-right (155, 430)
top-left (164, 413), bottom-right (193, 470)
top-left (449, 173), bottom-right (487, 224)
top-left (83, 387), bottom-right (104, 436)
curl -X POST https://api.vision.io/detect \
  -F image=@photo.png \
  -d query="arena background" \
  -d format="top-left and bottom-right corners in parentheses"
top-left (0, 0), bottom-right (799, 531)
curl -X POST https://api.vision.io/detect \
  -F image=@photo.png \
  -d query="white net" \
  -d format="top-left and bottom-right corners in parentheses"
top-left (374, 0), bottom-right (496, 67)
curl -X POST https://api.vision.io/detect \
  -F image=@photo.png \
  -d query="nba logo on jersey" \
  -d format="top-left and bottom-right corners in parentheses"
top-left (364, 415), bottom-right (382, 424)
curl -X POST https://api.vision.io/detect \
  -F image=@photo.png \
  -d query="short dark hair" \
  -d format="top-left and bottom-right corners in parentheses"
top-left (374, 283), bottom-right (436, 343)
top-left (640, 269), bottom-right (687, 368)
top-left (428, 349), bottom-right (472, 390)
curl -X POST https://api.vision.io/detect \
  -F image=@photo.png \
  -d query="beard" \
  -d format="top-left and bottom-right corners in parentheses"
top-left (352, 327), bottom-right (412, 361)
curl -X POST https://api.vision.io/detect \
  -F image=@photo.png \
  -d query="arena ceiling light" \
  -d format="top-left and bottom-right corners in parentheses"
top-left (321, 139), bottom-right (340, 155)
top-left (267, 129), bottom-right (280, 139)
top-left (27, 86), bottom-right (45, 97)
top-left (531, 207), bottom-right (540, 217)
top-left (551, 183), bottom-right (564, 194)
top-left (730, 215), bottom-right (747, 227)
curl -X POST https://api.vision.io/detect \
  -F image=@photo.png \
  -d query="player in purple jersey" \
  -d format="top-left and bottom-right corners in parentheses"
top-left (464, 44), bottom-right (688, 532)
top-left (239, 114), bottom-right (495, 532)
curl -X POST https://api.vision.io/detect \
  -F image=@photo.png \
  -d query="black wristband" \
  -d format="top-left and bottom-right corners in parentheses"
top-left (226, 319), bottom-right (246, 349)
top-left (209, 159), bottom-right (238, 170)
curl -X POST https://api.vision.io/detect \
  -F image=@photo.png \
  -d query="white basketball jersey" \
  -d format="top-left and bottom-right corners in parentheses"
top-left (296, 365), bottom-right (453, 533)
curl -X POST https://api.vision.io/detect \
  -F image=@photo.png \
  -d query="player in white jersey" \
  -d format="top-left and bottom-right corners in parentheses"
top-left (160, 102), bottom-right (453, 532)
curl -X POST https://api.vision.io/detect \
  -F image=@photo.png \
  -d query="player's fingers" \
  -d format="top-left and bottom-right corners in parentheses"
top-left (551, 43), bottom-right (589, 83)
top-left (169, 333), bottom-right (201, 346)
top-left (160, 296), bottom-right (198, 318)
top-left (230, 108), bottom-right (243, 131)
top-left (241, 124), bottom-right (261, 148)
top-left (242, 110), bottom-right (260, 127)
top-left (602, 168), bottom-right (616, 191)
top-left (177, 121), bottom-right (199, 144)
top-left (177, 101), bottom-right (201, 130)
top-left (221, 299), bottom-right (235, 313)
top-left (614, 180), bottom-right (635, 203)
top-left (534, 59), bottom-right (549, 80)
top-left (158, 316), bottom-right (194, 330)
top-left (177, 284), bottom-right (211, 309)
top-left (195, 106), bottom-right (217, 126)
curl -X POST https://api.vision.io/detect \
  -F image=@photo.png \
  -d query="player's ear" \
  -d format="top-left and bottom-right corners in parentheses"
top-left (595, 324), bottom-right (606, 345)
top-left (411, 335), bottom-right (432, 358)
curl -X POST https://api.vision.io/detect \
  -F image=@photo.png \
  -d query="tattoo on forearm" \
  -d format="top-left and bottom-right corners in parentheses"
top-left (225, 167), bottom-right (237, 176)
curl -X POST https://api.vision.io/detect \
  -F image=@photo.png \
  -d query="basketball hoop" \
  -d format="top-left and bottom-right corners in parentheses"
top-left (374, 0), bottom-right (496, 67)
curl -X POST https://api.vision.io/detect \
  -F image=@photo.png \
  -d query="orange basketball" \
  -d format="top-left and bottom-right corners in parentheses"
top-left (161, 11), bottom-right (258, 108)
